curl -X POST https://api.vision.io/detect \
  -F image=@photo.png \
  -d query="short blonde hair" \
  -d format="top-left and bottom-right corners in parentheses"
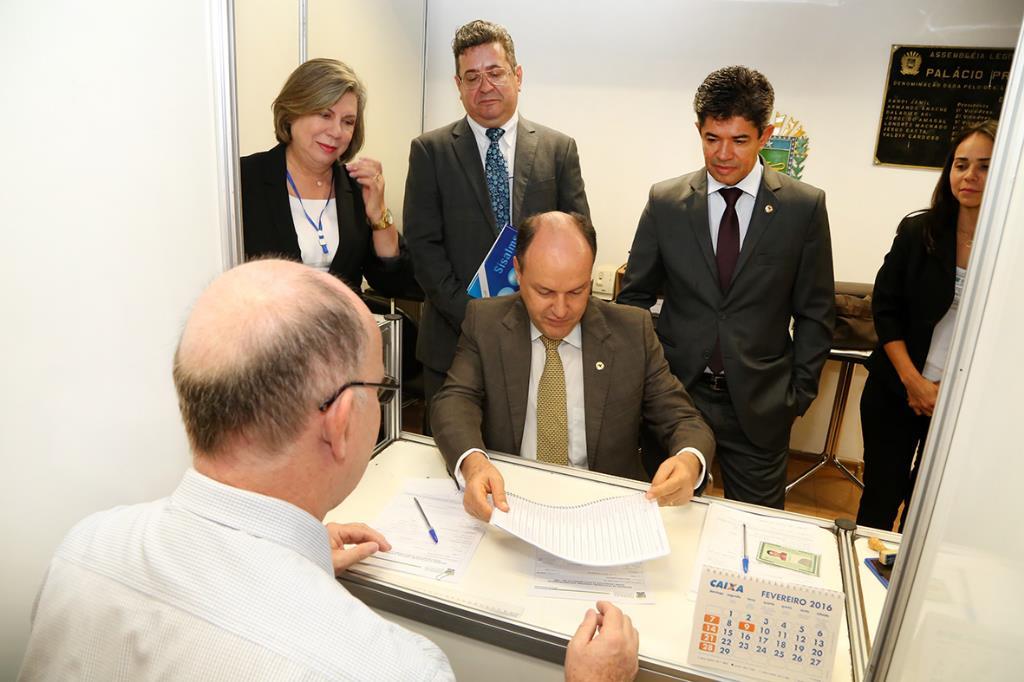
top-left (272, 58), bottom-right (367, 162)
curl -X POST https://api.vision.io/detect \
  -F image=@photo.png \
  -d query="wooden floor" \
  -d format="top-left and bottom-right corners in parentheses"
top-left (704, 454), bottom-right (863, 523)
top-left (400, 399), bottom-right (865, 524)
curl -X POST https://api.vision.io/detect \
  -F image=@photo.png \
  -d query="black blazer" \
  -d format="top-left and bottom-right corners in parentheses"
top-left (240, 143), bottom-right (418, 298)
top-left (868, 211), bottom-right (957, 395)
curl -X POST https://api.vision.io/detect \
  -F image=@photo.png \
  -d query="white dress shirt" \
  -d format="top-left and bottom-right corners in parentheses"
top-left (20, 469), bottom-right (453, 681)
top-left (706, 160), bottom-right (764, 252)
top-left (289, 196), bottom-right (340, 272)
top-left (465, 111), bottom-right (518, 200)
top-left (454, 322), bottom-right (706, 489)
top-left (922, 266), bottom-right (967, 381)
top-left (521, 323), bottom-right (588, 466)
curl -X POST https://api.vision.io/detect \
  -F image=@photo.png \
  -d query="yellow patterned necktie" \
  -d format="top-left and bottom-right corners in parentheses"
top-left (536, 335), bottom-right (569, 466)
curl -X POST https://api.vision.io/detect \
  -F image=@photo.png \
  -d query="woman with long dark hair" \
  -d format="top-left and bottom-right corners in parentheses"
top-left (856, 119), bottom-right (997, 531)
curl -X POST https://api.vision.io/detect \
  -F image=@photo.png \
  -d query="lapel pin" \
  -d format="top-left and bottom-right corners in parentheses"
top-left (765, 205), bottom-right (774, 214)
top-left (595, 361), bottom-right (605, 371)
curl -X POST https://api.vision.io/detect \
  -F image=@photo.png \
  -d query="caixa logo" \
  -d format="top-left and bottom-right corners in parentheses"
top-left (710, 579), bottom-right (744, 593)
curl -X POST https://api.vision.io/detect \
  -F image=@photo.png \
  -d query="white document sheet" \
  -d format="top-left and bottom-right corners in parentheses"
top-left (490, 491), bottom-right (670, 566)
top-left (529, 552), bottom-right (654, 604)
top-left (690, 502), bottom-right (834, 594)
top-left (353, 479), bottom-right (486, 583)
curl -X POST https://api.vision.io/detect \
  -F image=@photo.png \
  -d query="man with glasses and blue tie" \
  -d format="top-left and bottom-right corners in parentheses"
top-left (21, 259), bottom-right (639, 681)
top-left (404, 19), bottom-right (590, 423)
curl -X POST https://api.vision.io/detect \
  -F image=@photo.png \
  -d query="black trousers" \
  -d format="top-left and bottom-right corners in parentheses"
top-left (856, 374), bottom-right (931, 531)
top-left (690, 380), bottom-right (790, 510)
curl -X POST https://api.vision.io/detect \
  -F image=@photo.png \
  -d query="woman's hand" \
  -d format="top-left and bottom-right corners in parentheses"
top-left (346, 156), bottom-right (399, 258)
top-left (345, 157), bottom-right (386, 224)
top-left (904, 374), bottom-right (940, 416)
top-left (884, 340), bottom-right (940, 417)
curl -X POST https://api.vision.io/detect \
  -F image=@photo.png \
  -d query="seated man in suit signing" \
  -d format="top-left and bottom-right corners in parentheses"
top-left (432, 211), bottom-right (715, 521)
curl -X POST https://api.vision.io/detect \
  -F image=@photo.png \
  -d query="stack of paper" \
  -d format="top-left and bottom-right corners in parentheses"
top-left (490, 492), bottom-right (670, 566)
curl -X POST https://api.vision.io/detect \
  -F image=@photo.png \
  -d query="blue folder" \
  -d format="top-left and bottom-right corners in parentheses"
top-left (467, 224), bottom-right (519, 299)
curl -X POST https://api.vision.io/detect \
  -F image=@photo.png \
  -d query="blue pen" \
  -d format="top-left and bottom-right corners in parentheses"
top-left (413, 497), bottom-right (439, 544)
top-left (742, 523), bottom-right (749, 574)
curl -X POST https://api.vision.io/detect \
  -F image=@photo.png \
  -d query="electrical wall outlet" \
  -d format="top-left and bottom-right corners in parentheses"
top-left (592, 264), bottom-right (618, 296)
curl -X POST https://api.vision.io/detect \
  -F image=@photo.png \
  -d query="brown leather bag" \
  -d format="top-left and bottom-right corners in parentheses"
top-left (833, 281), bottom-right (877, 351)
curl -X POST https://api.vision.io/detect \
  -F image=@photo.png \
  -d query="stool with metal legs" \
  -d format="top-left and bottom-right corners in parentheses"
top-left (786, 349), bottom-right (866, 494)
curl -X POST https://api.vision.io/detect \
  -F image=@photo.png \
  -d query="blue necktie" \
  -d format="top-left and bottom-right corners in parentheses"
top-left (485, 127), bottom-right (510, 229)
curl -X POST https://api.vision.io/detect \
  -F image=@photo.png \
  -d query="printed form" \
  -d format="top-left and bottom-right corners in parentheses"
top-left (530, 553), bottom-right (654, 603)
top-left (353, 479), bottom-right (487, 583)
top-left (490, 492), bottom-right (670, 566)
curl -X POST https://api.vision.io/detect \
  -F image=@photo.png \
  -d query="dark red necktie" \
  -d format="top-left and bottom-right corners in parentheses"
top-left (710, 187), bottom-right (743, 374)
top-left (716, 187), bottom-right (743, 290)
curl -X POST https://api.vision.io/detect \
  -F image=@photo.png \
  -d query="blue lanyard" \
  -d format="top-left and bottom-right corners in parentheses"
top-left (286, 169), bottom-right (334, 254)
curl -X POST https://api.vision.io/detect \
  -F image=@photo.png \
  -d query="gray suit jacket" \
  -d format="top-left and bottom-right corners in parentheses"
top-left (431, 295), bottom-right (715, 482)
top-left (618, 166), bottom-right (835, 450)
top-left (404, 116), bottom-right (590, 374)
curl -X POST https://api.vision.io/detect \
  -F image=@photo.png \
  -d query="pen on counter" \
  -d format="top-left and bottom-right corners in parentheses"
top-left (413, 497), bottom-right (439, 544)
top-left (742, 523), bottom-right (749, 574)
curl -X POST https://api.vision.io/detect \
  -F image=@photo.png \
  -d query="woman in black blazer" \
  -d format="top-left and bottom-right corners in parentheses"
top-left (241, 58), bottom-right (417, 299)
top-left (857, 119), bottom-right (997, 531)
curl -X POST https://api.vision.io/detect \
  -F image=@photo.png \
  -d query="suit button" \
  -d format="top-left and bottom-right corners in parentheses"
top-left (719, 312), bottom-right (727, 320)
top-left (702, 350), bottom-right (711, 359)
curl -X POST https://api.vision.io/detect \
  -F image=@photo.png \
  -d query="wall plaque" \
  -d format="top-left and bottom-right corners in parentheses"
top-left (875, 45), bottom-right (1013, 168)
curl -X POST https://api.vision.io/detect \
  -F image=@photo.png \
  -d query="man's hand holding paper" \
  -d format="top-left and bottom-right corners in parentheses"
top-left (326, 522), bottom-right (392, 575)
top-left (460, 451), bottom-right (510, 522)
top-left (646, 451), bottom-right (703, 507)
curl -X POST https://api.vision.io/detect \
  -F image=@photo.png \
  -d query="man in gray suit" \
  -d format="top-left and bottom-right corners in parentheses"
top-left (404, 20), bottom-right (590, 414)
top-left (618, 66), bottom-right (835, 509)
top-left (432, 211), bottom-right (715, 522)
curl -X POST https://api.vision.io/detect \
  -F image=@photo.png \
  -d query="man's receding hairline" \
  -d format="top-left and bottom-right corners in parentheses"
top-left (176, 262), bottom-right (366, 387)
top-left (173, 260), bottom-right (371, 457)
top-left (177, 266), bottom-right (313, 376)
top-left (520, 215), bottom-right (595, 268)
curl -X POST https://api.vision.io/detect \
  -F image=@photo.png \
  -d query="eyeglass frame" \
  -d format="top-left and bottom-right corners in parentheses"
top-left (457, 66), bottom-right (514, 90)
top-left (318, 374), bottom-right (400, 412)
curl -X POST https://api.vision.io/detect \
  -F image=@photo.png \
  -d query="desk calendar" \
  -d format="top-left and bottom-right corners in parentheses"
top-left (688, 566), bottom-right (845, 682)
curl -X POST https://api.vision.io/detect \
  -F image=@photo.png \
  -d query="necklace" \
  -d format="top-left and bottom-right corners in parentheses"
top-left (290, 163), bottom-right (330, 189)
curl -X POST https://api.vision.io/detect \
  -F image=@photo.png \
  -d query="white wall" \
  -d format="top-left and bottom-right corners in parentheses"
top-left (0, 0), bottom-right (228, 676)
top-left (236, 0), bottom-right (299, 155)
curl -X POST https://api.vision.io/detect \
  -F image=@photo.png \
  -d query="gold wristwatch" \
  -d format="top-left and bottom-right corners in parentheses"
top-left (369, 207), bottom-right (394, 231)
